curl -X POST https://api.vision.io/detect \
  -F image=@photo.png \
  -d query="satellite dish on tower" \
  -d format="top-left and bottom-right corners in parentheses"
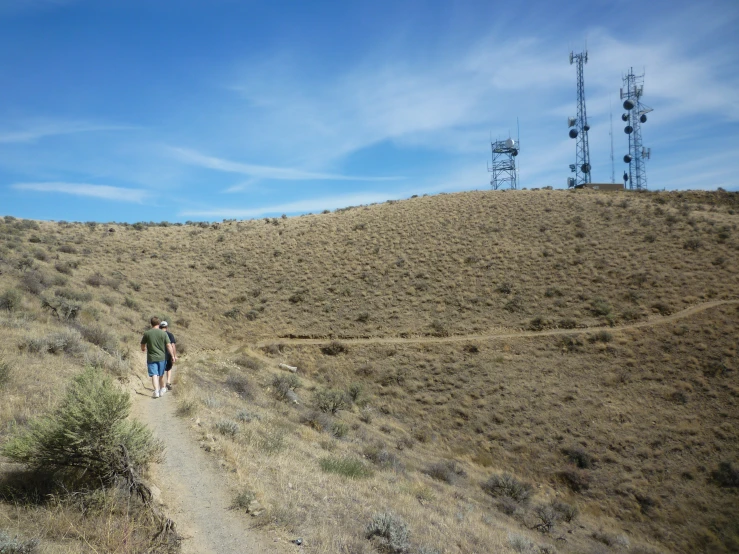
top-left (623, 99), bottom-right (635, 110)
top-left (505, 138), bottom-right (515, 148)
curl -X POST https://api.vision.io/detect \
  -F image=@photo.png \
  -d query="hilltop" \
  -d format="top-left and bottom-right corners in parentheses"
top-left (0, 188), bottom-right (738, 553)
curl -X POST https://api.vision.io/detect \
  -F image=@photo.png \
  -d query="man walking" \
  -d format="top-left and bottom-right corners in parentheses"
top-left (141, 316), bottom-right (175, 398)
top-left (159, 321), bottom-right (177, 391)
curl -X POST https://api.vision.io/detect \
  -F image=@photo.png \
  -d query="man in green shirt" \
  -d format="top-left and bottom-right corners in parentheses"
top-left (141, 316), bottom-right (176, 398)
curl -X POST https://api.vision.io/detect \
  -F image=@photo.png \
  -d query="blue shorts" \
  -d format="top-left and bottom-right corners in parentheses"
top-left (147, 360), bottom-right (166, 377)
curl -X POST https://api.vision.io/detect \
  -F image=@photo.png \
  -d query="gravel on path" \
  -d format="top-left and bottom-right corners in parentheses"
top-left (132, 366), bottom-right (288, 554)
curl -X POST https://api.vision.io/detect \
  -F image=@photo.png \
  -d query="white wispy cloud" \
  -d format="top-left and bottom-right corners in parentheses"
top-left (12, 182), bottom-right (150, 203)
top-left (166, 146), bottom-right (403, 184)
top-left (180, 191), bottom-right (403, 218)
top-left (0, 120), bottom-right (135, 143)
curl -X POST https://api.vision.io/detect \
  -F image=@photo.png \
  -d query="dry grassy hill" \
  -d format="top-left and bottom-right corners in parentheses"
top-left (0, 188), bottom-right (737, 553)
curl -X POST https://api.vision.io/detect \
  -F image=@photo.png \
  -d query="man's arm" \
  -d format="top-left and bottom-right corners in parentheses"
top-left (141, 343), bottom-right (147, 352)
top-left (167, 343), bottom-right (176, 360)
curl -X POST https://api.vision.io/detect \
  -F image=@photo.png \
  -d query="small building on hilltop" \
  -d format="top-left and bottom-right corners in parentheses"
top-left (578, 183), bottom-right (624, 191)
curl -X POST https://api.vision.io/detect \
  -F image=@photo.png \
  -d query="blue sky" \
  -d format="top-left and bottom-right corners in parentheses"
top-left (0, 0), bottom-right (737, 222)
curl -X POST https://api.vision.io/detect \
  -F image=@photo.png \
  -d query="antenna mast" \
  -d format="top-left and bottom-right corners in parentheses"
top-left (609, 100), bottom-right (615, 184)
top-left (620, 67), bottom-right (652, 190)
top-left (567, 50), bottom-right (591, 187)
top-left (488, 135), bottom-right (519, 190)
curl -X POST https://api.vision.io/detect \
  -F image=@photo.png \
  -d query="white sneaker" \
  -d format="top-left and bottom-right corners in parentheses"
top-left (153, 389), bottom-right (160, 398)
top-left (160, 387), bottom-right (166, 396)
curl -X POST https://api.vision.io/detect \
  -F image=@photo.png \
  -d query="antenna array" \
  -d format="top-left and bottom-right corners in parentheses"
top-left (488, 137), bottom-right (519, 190)
top-left (620, 68), bottom-right (652, 190)
top-left (567, 51), bottom-right (591, 187)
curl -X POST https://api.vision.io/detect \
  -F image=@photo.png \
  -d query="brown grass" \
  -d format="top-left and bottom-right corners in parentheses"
top-left (1, 189), bottom-right (738, 552)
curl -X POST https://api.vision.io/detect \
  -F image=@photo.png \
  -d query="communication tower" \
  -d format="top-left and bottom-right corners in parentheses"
top-left (620, 68), bottom-right (652, 190)
top-left (488, 137), bottom-right (519, 190)
top-left (567, 51), bottom-right (591, 187)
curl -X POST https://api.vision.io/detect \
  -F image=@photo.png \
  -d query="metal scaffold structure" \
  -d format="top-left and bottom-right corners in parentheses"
top-left (567, 51), bottom-right (591, 188)
top-left (488, 137), bottom-right (519, 190)
top-left (620, 68), bottom-right (652, 190)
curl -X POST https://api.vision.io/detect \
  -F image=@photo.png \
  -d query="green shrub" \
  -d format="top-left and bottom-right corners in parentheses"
top-left (321, 341), bottom-right (347, 356)
top-left (85, 273), bottom-right (106, 287)
top-left (0, 530), bottom-right (39, 553)
top-left (712, 461), bottom-right (739, 488)
top-left (481, 473), bottom-right (533, 504)
top-left (45, 329), bottom-right (85, 356)
top-left (590, 297), bottom-right (612, 316)
top-left (588, 330), bottom-right (613, 343)
top-left (503, 295), bottom-right (524, 313)
top-left (365, 512), bottom-right (410, 553)
top-left (54, 288), bottom-right (92, 302)
top-left (2, 367), bottom-right (162, 485)
top-left (423, 460), bottom-right (466, 484)
top-left (551, 500), bottom-right (578, 522)
top-left (215, 419), bottom-right (239, 438)
top-left (0, 358), bottom-right (12, 388)
top-left (78, 325), bottom-right (118, 353)
top-left (314, 388), bottom-right (349, 414)
top-left (233, 355), bottom-right (263, 371)
top-left (271, 374), bottom-right (301, 401)
top-left (0, 289), bottom-right (22, 312)
top-left (347, 383), bottom-right (363, 402)
top-left (683, 238), bottom-right (702, 250)
top-left (562, 446), bottom-right (595, 468)
top-left (225, 374), bottom-right (254, 400)
top-left (362, 443), bottom-right (402, 471)
top-left (41, 296), bottom-right (81, 321)
top-left (320, 456), bottom-right (373, 479)
top-left (231, 488), bottom-right (256, 510)
top-left (429, 320), bottom-right (449, 337)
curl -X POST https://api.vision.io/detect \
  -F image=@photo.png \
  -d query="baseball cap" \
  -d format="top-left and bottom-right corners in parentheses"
top-left (159, 321), bottom-right (168, 328)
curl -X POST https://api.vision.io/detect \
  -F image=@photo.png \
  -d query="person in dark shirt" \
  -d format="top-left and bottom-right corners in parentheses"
top-left (141, 316), bottom-right (175, 398)
top-left (159, 321), bottom-right (177, 391)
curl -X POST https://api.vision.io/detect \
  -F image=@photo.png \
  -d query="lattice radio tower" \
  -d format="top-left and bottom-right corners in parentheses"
top-left (567, 51), bottom-right (591, 187)
top-left (620, 68), bottom-right (652, 190)
top-left (488, 136), bottom-right (519, 190)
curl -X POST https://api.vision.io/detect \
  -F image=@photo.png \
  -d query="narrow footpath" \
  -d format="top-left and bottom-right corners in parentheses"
top-left (131, 357), bottom-right (287, 554)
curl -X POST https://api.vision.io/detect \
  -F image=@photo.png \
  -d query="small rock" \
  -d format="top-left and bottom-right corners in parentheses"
top-left (149, 484), bottom-right (163, 505)
top-left (247, 499), bottom-right (263, 517)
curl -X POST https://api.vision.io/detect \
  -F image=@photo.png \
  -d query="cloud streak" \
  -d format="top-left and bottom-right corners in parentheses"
top-left (12, 182), bottom-right (150, 203)
top-left (166, 146), bottom-right (403, 186)
top-left (180, 191), bottom-right (403, 218)
top-left (0, 120), bottom-right (135, 144)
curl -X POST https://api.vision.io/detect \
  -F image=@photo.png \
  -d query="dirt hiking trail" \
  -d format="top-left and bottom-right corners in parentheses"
top-left (129, 299), bottom-right (736, 552)
top-left (258, 299), bottom-right (739, 347)
top-left (131, 357), bottom-right (288, 554)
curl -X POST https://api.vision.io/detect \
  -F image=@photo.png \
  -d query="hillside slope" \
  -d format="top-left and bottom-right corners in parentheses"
top-left (1, 188), bottom-right (737, 553)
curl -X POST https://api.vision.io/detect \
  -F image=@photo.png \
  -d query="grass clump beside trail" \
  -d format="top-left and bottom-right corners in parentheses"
top-left (319, 456), bottom-right (373, 479)
top-left (2, 367), bottom-right (162, 485)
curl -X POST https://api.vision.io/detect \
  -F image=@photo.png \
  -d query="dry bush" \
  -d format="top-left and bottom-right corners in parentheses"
top-left (423, 460), bottom-right (466, 484)
top-left (225, 373), bottom-right (254, 400)
top-left (314, 388), bottom-right (350, 414)
top-left (482, 474), bottom-right (533, 504)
